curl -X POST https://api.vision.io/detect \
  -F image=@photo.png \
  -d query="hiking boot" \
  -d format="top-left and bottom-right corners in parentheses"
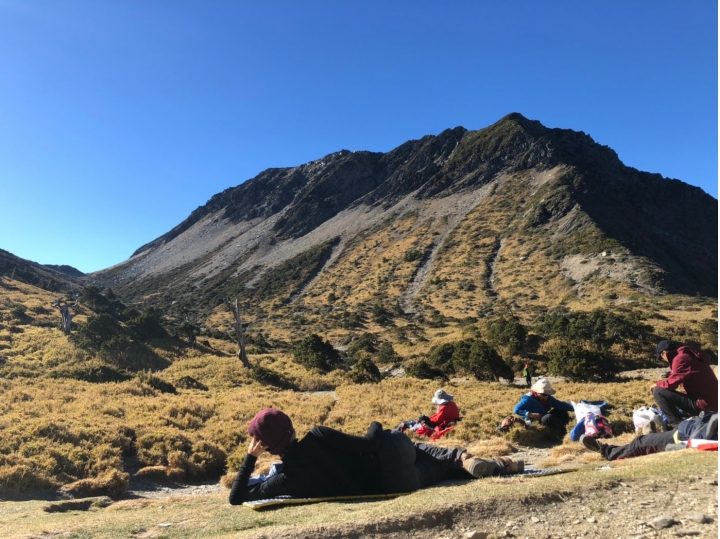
top-left (494, 456), bottom-right (525, 475)
top-left (580, 434), bottom-right (603, 453)
top-left (462, 457), bottom-right (503, 478)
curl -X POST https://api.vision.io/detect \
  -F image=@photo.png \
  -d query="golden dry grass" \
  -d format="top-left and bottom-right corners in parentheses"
top-left (0, 274), bottom-right (715, 499)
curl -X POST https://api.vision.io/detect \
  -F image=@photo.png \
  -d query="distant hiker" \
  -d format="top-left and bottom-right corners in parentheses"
top-left (513, 379), bottom-right (574, 435)
top-left (522, 362), bottom-right (534, 388)
top-left (229, 408), bottom-right (523, 504)
top-left (580, 412), bottom-right (718, 461)
top-left (395, 389), bottom-right (461, 439)
top-left (651, 340), bottom-right (718, 427)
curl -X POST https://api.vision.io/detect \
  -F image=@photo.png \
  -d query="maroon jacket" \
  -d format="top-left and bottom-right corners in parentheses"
top-left (656, 346), bottom-right (718, 412)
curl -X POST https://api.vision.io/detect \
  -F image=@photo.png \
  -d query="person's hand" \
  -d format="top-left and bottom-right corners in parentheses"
top-left (649, 383), bottom-right (657, 395)
top-left (248, 437), bottom-right (267, 457)
top-left (528, 413), bottom-right (542, 420)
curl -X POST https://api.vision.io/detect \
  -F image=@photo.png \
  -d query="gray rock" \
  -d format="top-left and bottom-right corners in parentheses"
top-left (650, 517), bottom-right (677, 529)
top-left (684, 513), bottom-right (709, 524)
top-left (464, 532), bottom-right (489, 539)
top-left (674, 530), bottom-right (700, 537)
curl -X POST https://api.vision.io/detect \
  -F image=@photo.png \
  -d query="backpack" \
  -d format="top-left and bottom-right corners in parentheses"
top-left (678, 412), bottom-right (719, 442)
top-left (632, 406), bottom-right (664, 432)
top-left (583, 413), bottom-right (613, 438)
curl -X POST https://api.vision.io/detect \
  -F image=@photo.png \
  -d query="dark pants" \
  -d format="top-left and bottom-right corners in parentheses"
top-left (652, 387), bottom-right (701, 427)
top-left (413, 442), bottom-right (474, 488)
top-left (525, 376), bottom-right (532, 388)
top-left (600, 430), bottom-right (676, 461)
top-left (541, 409), bottom-right (571, 434)
top-left (376, 431), bottom-right (473, 493)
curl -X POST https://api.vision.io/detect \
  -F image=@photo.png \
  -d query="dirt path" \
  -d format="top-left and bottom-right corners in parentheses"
top-left (251, 472), bottom-right (719, 539)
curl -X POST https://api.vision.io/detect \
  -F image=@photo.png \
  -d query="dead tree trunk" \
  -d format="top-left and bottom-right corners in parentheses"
top-left (226, 298), bottom-right (251, 368)
top-left (53, 293), bottom-right (78, 336)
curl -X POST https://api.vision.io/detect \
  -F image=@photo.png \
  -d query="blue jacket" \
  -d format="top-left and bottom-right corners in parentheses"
top-left (514, 393), bottom-right (574, 421)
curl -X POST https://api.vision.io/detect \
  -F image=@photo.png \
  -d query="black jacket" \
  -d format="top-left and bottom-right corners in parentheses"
top-left (229, 422), bottom-right (383, 504)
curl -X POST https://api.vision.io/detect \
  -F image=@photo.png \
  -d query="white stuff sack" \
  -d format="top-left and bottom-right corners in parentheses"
top-left (632, 406), bottom-right (663, 432)
top-left (572, 401), bottom-right (603, 424)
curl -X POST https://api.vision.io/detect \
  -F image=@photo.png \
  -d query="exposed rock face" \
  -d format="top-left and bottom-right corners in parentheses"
top-left (91, 113), bottom-right (717, 314)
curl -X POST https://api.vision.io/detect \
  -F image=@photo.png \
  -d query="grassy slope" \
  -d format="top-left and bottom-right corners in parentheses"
top-left (0, 275), bottom-right (716, 501)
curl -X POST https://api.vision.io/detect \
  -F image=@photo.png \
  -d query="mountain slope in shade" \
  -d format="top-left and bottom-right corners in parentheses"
top-left (92, 114), bottom-right (716, 327)
top-left (0, 248), bottom-right (85, 293)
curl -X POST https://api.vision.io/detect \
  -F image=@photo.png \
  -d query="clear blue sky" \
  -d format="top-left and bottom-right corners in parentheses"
top-left (0, 2), bottom-right (716, 273)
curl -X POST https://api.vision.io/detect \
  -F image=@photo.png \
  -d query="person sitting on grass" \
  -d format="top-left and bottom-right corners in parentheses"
top-left (229, 408), bottom-right (523, 504)
top-left (513, 379), bottom-right (574, 436)
top-left (579, 412), bottom-right (717, 461)
top-left (651, 340), bottom-right (718, 427)
top-left (396, 389), bottom-right (460, 437)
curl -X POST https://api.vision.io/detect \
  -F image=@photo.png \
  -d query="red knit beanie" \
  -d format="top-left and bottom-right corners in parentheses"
top-left (247, 408), bottom-right (295, 455)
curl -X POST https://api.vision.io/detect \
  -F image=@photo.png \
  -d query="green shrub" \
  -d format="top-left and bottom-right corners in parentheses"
top-left (405, 360), bottom-right (448, 381)
top-left (69, 314), bottom-right (124, 352)
top-left (293, 334), bottom-right (341, 372)
top-left (484, 314), bottom-right (527, 356)
top-left (404, 248), bottom-right (422, 262)
top-left (346, 333), bottom-right (378, 359)
top-left (465, 340), bottom-right (514, 382)
top-left (546, 340), bottom-right (617, 382)
top-left (376, 342), bottom-right (399, 364)
top-left (126, 307), bottom-right (168, 342)
top-left (427, 343), bottom-right (456, 374)
top-left (348, 356), bottom-right (381, 384)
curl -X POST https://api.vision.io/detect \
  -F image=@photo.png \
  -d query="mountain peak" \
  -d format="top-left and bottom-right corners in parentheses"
top-left (105, 114), bottom-right (715, 313)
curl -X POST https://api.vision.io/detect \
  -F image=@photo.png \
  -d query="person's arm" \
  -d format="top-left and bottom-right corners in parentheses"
top-left (655, 356), bottom-right (690, 391)
top-left (229, 454), bottom-right (295, 504)
top-left (229, 437), bottom-right (296, 504)
top-left (514, 396), bottom-right (540, 420)
top-left (310, 421), bottom-right (383, 454)
top-left (549, 397), bottom-right (575, 413)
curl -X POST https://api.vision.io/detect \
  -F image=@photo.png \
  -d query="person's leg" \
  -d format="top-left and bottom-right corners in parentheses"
top-left (541, 409), bottom-right (570, 434)
top-left (377, 431), bottom-right (422, 493)
top-left (652, 388), bottom-right (700, 426)
top-left (414, 442), bottom-right (466, 467)
top-left (586, 431), bottom-right (676, 461)
top-left (413, 443), bottom-right (505, 484)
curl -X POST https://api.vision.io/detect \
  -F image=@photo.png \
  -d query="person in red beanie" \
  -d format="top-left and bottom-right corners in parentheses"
top-left (651, 340), bottom-right (718, 427)
top-left (229, 408), bottom-right (523, 504)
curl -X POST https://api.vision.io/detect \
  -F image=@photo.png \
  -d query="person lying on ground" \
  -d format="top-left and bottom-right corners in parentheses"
top-left (513, 379), bottom-right (574, 436)
top-left (395, 389), bottom-right (460, 436)
top-left (651, 340), bottom-right (718, 427)
top-left (579, 412), bottom-right (718, 461)
top-left (229, 408), bottom-right (522, 504)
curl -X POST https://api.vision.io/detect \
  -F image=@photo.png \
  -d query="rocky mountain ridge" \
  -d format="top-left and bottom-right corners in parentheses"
top-left (5, 114), bottom-right (716, 326)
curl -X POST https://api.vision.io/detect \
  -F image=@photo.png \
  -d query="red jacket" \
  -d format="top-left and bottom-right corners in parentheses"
top-left (428, 401), bottom-right (460, 429)
top-left (656, 346), bottom-right (718, 412)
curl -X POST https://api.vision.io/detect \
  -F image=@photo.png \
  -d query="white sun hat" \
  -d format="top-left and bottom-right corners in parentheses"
top-left (530, 379), bottom-right (556, 396)
top-left (431, 389), bottom-right (453, 405)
